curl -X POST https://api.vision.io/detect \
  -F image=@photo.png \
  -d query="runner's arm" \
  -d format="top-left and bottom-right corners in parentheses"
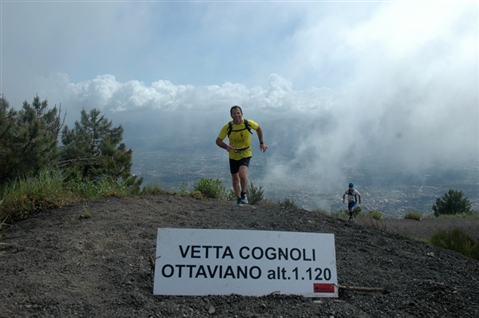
top-left (256, 125), bottom-right (268, 152)
top-left (216, 137), bottom-right (233, 152)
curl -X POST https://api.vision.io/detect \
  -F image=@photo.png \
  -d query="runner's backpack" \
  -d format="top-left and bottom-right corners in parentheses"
top-left (227, 119), bottom-right (253, 137)
top-left (348, 189), bottom-right (357, 202)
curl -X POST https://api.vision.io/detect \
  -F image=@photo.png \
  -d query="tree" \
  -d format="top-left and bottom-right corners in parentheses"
top-left (432, 189), bottom-right (473, 217)
top-left (0, 96), bottom-right (141, 191)
top-left (59, 108), bottom-right (142, 189)
top-left (0, 95), bottom-right (61, 184)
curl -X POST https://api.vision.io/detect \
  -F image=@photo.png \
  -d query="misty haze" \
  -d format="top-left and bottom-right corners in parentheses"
top-left (115, 111), bottom-right (479, 218)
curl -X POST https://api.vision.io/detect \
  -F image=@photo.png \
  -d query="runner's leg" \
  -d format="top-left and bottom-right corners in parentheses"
top-left (238, 165), bottom-right (248, 196)
top-left (232, 173), bottom-right (241, 199)
top-left (348, 202), bottom-right (356, 218)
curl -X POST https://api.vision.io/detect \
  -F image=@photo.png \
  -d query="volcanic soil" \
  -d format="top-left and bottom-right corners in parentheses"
top-left (1, 194), bottom-right (478, 317)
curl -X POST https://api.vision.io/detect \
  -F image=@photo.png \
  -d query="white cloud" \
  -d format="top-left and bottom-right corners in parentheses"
top-left (2, 1), bottom-right (477, 189)
top-left (35, 72), bottom-right (334, 114)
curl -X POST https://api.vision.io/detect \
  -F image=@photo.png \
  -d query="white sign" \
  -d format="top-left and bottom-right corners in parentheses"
top-left (153, 228), bottom-right (338, 297)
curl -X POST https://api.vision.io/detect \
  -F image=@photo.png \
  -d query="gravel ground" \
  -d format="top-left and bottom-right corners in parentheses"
top-left (1, 194), bottom-right (478, 318)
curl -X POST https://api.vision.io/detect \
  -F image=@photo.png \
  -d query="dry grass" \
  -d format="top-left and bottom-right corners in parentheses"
top-left (355, 215), bottom-right (388, 232)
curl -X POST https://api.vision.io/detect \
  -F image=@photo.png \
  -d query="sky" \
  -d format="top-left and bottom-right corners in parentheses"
top-left (1, 1), bottom-right (478, 195)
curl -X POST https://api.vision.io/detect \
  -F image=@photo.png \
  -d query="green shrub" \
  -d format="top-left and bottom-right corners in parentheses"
top-left (193, 178), bottom-right (226, 199)
top-left (430, 227), bottom-right (479, 260)
top-left (189, 190), bottom-right (204, 200)
top-left (93, 179), bottom-right (122, 197)
top-left (247, 182), bottom-right (264, 205)
top-left (81, 204), bottom-right (93, 219)
top-left (0, 169), bottom-right (150, 223)
top-left (0, 170), bottom-right (77, 221)
top-left (404, 212), bottom-right (422, 221)
top-left (178, 181), bottom-right (191, 197)
top-left (66, 177), bottom-right (132, 199)
top-left (353, 206), bottom-right (362, 217)
top-left (368, 210), bottom-right (383, 220)
top-left (280, 198), bottom-right (298, 209)
top-left (82, 211), bottom-right (93, 219)
top-left (224, 189), bottom-right (237, 201)
top-left (432, 189), bottom-right (473, 217)
top-left (141, 182), bottom-right (172, 195)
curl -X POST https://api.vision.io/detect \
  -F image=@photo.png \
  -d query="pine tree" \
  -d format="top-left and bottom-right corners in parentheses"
top-left (60, 108), bottom-right (142, 189)
top-left (0, 97), bottom-right (17, 183)
top-left (0, 95), bottom-right (61, 184)
top-left (432, 189), bottom-right (473, 216)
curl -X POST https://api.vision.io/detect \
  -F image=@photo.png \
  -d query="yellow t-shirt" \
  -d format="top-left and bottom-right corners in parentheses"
top-left (218, 119), bottom-right (259, 160)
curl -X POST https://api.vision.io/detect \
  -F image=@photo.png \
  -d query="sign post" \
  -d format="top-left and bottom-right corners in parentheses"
top-left (153, 228), bottom-right (338, 297)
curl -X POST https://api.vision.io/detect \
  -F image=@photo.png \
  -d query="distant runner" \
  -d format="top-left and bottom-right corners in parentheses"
top-left (342, 183), bottom-right (361, 221)
top-left (216, 105), bottom-right (268, 206)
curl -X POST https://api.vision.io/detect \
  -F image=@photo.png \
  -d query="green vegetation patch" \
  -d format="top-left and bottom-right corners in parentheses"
top-left (404, 212), bottom-right (422, 221)
top-left (433, 189), bottom-right (473, 217)
top-left (368, 210), bottom-right (383, 220)
top-left (247, 182), bottom-right (264, 205)
top-left (194, 178), bottom-right (227, 199)
top-left (430, 227), bottom-right (479, 260)
top-left (279, 198), bottom-right (298, 209)
top-left (0, 170), bottom-right (77, 221)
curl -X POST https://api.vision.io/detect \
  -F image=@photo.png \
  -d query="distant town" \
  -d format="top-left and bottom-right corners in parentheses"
top-left (132, 145), bottom-right (478, 219)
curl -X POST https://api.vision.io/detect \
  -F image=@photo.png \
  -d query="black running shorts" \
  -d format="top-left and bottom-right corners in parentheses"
top-left (229, 157), bottom-right (251, 174)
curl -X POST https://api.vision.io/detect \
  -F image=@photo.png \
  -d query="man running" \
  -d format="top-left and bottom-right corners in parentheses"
top-left (216, 105), bottom-right (268, 206)
top-left (342, 183), bottom-right (361, 221)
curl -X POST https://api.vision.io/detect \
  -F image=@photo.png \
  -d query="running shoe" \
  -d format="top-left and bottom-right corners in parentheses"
top-left (236, 198), bottom-right (243, 206)
top-left (241, 195), bottom-right (248, 204)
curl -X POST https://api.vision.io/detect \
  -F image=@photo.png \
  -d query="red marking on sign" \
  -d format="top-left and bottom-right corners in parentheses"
top-left (314, 283), bottom-right (335, 293)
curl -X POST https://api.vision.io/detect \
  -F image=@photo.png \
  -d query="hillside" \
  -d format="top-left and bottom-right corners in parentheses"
top-left (1, 194), bottom-right (478, 318)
